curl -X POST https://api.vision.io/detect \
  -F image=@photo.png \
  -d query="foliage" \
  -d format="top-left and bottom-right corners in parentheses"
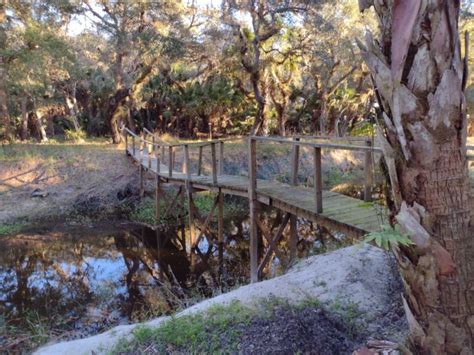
top-left (64, 128), bottom-right (86, 142)
top-left (1, 0), bottom-right (375, 141)
top-left (364, 224), bottom-right (413, 251)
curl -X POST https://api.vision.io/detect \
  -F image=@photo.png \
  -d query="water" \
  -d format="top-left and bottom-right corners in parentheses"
top-left (0, 222), bottom-right (249, 352)
top-left (0, 211), bottom-right (347, 352)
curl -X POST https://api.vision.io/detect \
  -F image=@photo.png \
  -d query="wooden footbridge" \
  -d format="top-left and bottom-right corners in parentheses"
top-left (123, 127), bottom-right (389, 282)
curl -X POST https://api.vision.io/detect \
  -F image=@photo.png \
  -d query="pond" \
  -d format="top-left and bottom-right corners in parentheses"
top-left (0, 206), bottom-right (349, 352)
top-left (0, 221), bottom-right (252, 352)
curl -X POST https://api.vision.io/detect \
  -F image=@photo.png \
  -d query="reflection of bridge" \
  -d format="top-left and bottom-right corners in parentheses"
top-left (123, 128), bottom-right (474, 282)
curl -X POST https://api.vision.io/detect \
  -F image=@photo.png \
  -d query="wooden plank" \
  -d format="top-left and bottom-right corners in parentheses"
top-left (251, 135), bottom-right (382, 152)
top-left (258, 213), bottom-right (291, 276)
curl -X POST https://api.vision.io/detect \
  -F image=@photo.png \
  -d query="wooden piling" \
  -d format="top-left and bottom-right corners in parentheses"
top-left (314, 147), bottom-right (323, 213)
top-left (218, 190), bottom-right (224, 278)
top-left (364, 139), bottom-right (373, 202)
top-left (289, 138), bottom-right (300, 260)
top-left (184, 145), bottom-right (196, 258)
top-left (248, 137), bottom-right (258, 283)
top-left (155, 146), bottom-right (161, 222)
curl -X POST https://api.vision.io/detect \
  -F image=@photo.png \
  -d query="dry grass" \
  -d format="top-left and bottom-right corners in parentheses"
top-left (0, 140), bottom-right (137, 224)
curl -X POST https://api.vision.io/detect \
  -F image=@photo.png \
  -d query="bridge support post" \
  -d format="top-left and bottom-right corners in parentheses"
top-left (248, 137), bottom-right (259, 283)
top-left (184, 145), bottom-right (196, 266)
top-left (218, 189), bottom-right (224, 280)
top-left (290, 138), bottom-right (300, 260)
top-left (155, 146), bottom-right (161, 223)
top-left (139, 136), bottom-right (145, 198)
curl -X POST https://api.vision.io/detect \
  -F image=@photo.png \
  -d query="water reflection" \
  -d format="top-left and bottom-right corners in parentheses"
top-left (0, 222), bottom-right (242, 351)
top-left (0, 209), bottom-right (346, 351)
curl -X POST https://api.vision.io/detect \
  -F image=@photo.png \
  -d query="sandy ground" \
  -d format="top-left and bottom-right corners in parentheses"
top-left (0, 142), bottom-right (138, 224)
top-left (35, 244), bottom-right (408, 355)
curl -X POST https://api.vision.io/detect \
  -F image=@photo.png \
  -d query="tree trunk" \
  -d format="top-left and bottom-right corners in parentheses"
top-left (34, 105), bottom-right (48, 143)
top-left (250, 73), bottom-right (266, 135)
top-left (0, 5), bottom-right (9, 142)
top-left (359, 1), bottom-right (473, 353)
top-left (20, 96), bottom-right (28, 140)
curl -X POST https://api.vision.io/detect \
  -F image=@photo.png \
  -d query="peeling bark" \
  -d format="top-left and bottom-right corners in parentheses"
top-left (360, 0), bottom-right (473, 352)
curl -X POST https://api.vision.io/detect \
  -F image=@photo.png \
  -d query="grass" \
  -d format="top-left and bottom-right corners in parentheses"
top-left (110, 296), bottom-right (335, 355)
top-left (111, 301), bottom-right (254, 354)
top-left (0, 222), bottom-right (26, 236)
top-left (130, 192), bottom-right (248, 226)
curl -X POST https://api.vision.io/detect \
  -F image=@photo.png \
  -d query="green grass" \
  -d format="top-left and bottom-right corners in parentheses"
top-left (0, 222), bottom-right (25, 236)
top-left (111, 301), bottom-right (254, 354)
top-left (110, 297), bottom-right (326, 354)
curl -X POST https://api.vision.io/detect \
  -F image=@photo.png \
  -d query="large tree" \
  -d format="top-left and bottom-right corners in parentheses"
top-left (359, 0), bottom-right (473, 352)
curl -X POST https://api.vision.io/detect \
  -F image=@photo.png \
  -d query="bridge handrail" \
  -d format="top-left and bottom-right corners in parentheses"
top-left (250, 135), bottom-right (382, 153)
top-left (292, 135), bottom-right (371, 142)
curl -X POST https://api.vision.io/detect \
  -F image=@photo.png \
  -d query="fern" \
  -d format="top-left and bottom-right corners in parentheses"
top-left (364, 224), bottom-right (413, 250)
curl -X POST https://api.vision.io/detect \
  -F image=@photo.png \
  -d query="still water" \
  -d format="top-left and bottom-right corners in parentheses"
top-left (0, 222), bottom-right (250, 351)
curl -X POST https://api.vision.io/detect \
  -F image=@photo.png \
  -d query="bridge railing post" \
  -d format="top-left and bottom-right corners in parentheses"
top-left (168, 146), bottom-right (173, 178)
top-left (248, 137), bottom-right (258, 283)
top-left (218, 141), bottom-right (224, 176)
top-left (211, 143), bottom-right (217, 184)
top-left (289, 137), bottom-right (300, 260)
top-left (197, 146), bottom-right (203, 176)
top-left (132, 135), bottom-right (136, 156)
top-left (313, 147), bottom-right (323, 213)
top-left (364, 139), bottom-right (373, 202)
top-left (182, 145), bottom-right (187, 174)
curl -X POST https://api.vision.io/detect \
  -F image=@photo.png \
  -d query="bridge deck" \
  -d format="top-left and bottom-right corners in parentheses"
top-left (129, 148), bottom-right (383, 236)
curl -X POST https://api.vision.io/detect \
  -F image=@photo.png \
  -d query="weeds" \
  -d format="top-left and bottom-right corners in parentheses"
top-left (0, 222), bottom-right (25, 236)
